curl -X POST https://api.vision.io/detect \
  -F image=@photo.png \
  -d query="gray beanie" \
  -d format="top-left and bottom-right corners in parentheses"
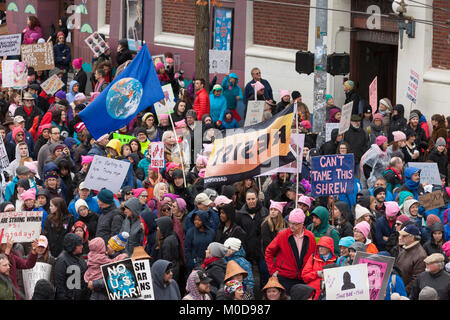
top-left (409, 112), bottom-right (419, 120)
top-left (186, 109), bottom-right (197, 118)
top-left (418, 286), bottom-right (439, 300)
top-left (348, 242), bottom-right (366, 253)
top-left (435, 137), bottom-right (446, 147)
top-left (208, 242), bottom-right (228, 258)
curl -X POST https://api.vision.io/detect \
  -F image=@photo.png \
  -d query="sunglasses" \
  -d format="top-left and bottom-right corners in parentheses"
top-left (161, 207), bottom-right (171, 212)
top-left (16, 133), bottom-right (24, 136)
top-left (395, 222), bottom-right (403, 226)
top-left (125, 191), bottom-right (134, 195)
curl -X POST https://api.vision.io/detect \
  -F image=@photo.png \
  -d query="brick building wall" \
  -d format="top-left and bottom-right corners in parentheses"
top-left (162, 0), bottom-right (196, 36)
top-left (105, 0), bottom-right (111, 25)
top-left (432, 0), bottom-right (450, 69)
top-left (253, 0), bottom-right (310, 50)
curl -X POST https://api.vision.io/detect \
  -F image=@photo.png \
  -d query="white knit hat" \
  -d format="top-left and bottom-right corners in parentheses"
top-left (224, 237), bottom-right (241, 252)
top-left (75, 199), bottom-right (89, 213)
top-left (354, 204), bottom-right (371, 221)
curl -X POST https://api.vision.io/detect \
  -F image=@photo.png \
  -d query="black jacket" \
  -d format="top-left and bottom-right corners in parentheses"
top-left (320, 128), bottom-right (339, 155)
top-left (410, 269), bottom-right (450, 300)
top-left (95, 204), bottom-right (121, 244)
top-left (423, 223), bottom-right (446, 257)
top-left (388, 104), bottom-right (407, 143)
top-left (427, 148), bottom-right (448, 179)
top-left (73, 69), bottom-right (88, 94)
top-left (215, 204), bottom-right (247, 245)
top-left (344, 125), bottom-right (369, 164)
top-left (205, 258), bottom-right (227, 291)
top-left (43, 214), bottom-right (74, 258)
top-left (14, 105), bottom-right (42, 131)
top-left (78, 210), bottom-right (99, 240)
top-left (344, 90), bottom-right (360, 115)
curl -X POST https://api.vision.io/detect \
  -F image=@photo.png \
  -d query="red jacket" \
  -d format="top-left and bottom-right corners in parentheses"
top-left (193, 88), bottom-right (210, 121)
top-left (301, 236), bottom-right (337, 300)
top-left (265, 228), bottom-right (316, 280)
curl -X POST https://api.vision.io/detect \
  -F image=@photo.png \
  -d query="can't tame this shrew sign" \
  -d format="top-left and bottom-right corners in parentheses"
top-left (311, 154), bottom-right (354, 197)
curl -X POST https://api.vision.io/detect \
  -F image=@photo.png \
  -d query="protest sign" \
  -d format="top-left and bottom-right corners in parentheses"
top-left (369, 76), bottom-right (377, 115)
top-left (21, 42), bottom-right (55, 71)
top-left (325, 123), bottom-right (340, 142)
top-left (419, 191), bottom-right (445, 211)
top-left (0, 24), bottom-right (9, 36)
top-left (152, 54), bottom-right (166, 67)
top-left (0, 138), bottom-right (10, 169)
top-left (323, 264), bottom-right (370, 300)
top-left (101, 258), bottom-right (142, 300)
top-left (354, 252), bottom-right (395, 300)
top-left (2, 60), bottom-right (27, 88)
top-left (205, 105), bottom-right (295, 188)
top-left (338, 102), bottom-right (353, 135)
top-left (132, 259), bottom-right (155, 300)
top-left (40, 74), bottom-right (65, 96)
top-left (209, 49), bottom-right (231, 74)
top-left (84, 32), bottom-right (109, 58)
top-left (150, 142), bottom-right (164, 168)
top-left (0, 211), bottom-right (43, 243)
top-left (406, 69), bottom-right (419, 104)
top-left (112, 132), bottom-right (150, 151)
top-left (83, 156), bottom-right (131, 194)
top-left (0, 34), bottom-right (21, 56)
top-left (153, 84), bottom-right (176, 121)
top-left (22, 262), bottom-right (52, 300)
top-left (407, 162), bottom-right (441, 185)
top-left (311, 154), bottom-right (354, 197)
top-left (244, 101), bottom-right (265, 127)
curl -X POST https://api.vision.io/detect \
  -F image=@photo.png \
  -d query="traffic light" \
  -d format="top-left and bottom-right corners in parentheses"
top-left (295, 51), bottom-right (314, 75)
top-left (327, 52), bottom-right (350, 76)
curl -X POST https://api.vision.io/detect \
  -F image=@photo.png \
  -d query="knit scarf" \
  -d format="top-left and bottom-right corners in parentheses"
top-left (386, 166), bottom-right (402, 181)
top-left (405, 178), bottom-right (419, 192)
top-left (23, 104), bottom-right (33, 117)
top-left (201, 257), bottom-right (220, 269)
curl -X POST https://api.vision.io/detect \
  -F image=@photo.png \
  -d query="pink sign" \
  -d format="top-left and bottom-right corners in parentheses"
top-left (359, 258), bottom-right (387, 300)
top-left (369, 77), bottom-right (377, 115)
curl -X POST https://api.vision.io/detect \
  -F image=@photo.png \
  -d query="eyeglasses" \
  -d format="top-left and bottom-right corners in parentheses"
top-left (139, 194), bottom-right (148, 198)
top-left (51, 132), bottom-right (60, 135)
top-left (125, 191), bottom-right (134, 195)
top-left (16, 133), bottom-right (24, 136)
top-left (395, 222), bottom-right (403, 226)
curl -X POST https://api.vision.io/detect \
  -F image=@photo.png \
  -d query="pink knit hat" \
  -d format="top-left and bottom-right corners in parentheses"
top-left (214, 195), bottom-right (232, 207)
top-left (279, 89), bottom-right (290, 98)
top-left (72, 58), bottom-right (83, 69)
top-left (442, 241), bottom-right (450, 257)
top-left (24, 161), bottom-right (38, 174)
top-left (300, 120), bottom-right (311, 130)
top-left (156, 62), bottom-right (165, 70)
top-left (396, 214), bottom-right (410, 225)
top-left (196, 154), bottom-right (208, 166)
top-left (133, 188), bottom-right (146, 198)
top-left (297, 195), bottom-right (312, 208)
top-left (376, 135), bottom-right (387, 147)
top-left (392, 131), bottom-right (406, 142)
top-left (166, 162), bottom-right (180, 171)
top-left (385, 201), bottom-right (400, 217)
top-left (251, 81), bottom-right (265, 92)
top-left (373, 113), bottom-right (384, 122)
top-left (81, 155), bottom-right (94, 166)
top-left (38, 123), bottom-right (52, 136)
top-left (289, 208), bottom-right (305, 224)
top-left (269, 200), bottom-right (287, 213)
top-left (175, 119), bottom-right (186, 130)
top-left (159, 113), bottom-right (169, 120)
top-left (21, 188), bottom-right (36, 201)
top-left (354, 221), bottom-right (371, 239)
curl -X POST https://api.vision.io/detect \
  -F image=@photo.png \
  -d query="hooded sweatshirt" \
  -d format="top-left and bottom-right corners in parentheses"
top-left (184, 210), bottom-right (215, 269)
top-left (307, 206), bottom-right (341, 256)
top-left (151, 259), bottom-right (181, 300)
top-left (66, 80), bottom-right (79, 104)
top-left (183, 270), bottom-right (211, 300)
top-left (221, 73), bottom-right (243, 110)
top-left (155, 216), bottom-right (181, 279)
top-left (121, 198), bottom-right (143, 255)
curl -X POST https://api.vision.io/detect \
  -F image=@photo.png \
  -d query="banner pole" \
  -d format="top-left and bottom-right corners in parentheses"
top-left (295, 101), bottom-right (299, 209)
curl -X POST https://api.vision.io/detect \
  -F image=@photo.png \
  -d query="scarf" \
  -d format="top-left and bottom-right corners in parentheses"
top-left (405, 178), bottom-right (419, 192)
top-left (201, 256), bottom-right (220, 269)
top-left (246, 201), bottom-right (261, 214)
top-left (386, 166), bottom-right (402, 181)
top-left (23, 104), bottom-right (33, 117)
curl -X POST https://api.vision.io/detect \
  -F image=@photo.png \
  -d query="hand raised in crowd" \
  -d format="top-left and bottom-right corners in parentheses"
top-left (31, 238), bottom-right (39, 255)
top-left (4, 234), bottom-right (14, 255)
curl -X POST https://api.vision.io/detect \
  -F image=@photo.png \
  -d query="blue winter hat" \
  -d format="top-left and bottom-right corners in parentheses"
top-left (55, 91), bottom-right (66, 100)
top-left (405, 167), bottom-right (420, 179)
top-left (97, 188), bottom-right (114, 205)
top-left (338, 236), bottom-right (355, 248)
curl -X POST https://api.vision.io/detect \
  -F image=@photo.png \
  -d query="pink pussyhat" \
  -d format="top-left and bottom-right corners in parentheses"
top-left (81, 155), bottom-right (94, 166)
top-left (279, 89), bottom-right (290, 98)
top-left (24, 161), bottom-right (38, 174)
top-left (251, 81), bottom-right (265, 92)
top-left (269, 200), bottom-right (287, 213)
top-left (175, 119), bottom-right (186, 130)
top-left (196, 154), bottom-right (208, 166)
top-left (21, 188), bottom-right (36, 201)
top-left (289, 208), bottom-right (305, 224)
top-left (392, 131), bottom-right (406, 142)
top-left (297, 195), bottom-right (312, 208)
top-left (376, 135), bottom-right (388, 147)
top-left (385, 201), bottom-right (400, 217)
top-left (354, 221), bottom-right (371, 239)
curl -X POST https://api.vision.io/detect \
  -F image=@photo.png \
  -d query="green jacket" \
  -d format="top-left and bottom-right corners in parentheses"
top-left (0, 276), bottom-right (15, 300)
top-left (306, 206), bottom-right (341, 256)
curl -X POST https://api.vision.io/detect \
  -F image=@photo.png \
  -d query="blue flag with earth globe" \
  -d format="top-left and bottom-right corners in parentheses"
top-left (79, 45), bottom-right (164, 140)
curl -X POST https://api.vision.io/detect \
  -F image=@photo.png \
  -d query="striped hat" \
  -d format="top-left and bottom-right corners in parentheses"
top-left (108, 232), bottom-right (129, 252)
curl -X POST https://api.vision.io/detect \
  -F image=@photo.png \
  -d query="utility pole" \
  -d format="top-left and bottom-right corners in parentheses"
top-left (312, 0), bottom-right (328, 148)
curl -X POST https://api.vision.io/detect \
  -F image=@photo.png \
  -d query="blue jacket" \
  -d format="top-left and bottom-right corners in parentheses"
top-left (337, 178), bottom-right (362, 210)
top-left (185, 207), bottom-right (219, 234)
top-left (384, 272), bottom-right (407, 300)
top-left (66, 80), bottom-right (79, 104)
top-left (37, 207), bottom-right (48, 229)
top-left (87, 143), bottom-right (106, 157)
top-left (53, 43), bottom-right (71, 69)
top-left (444, 223), bottom-right (450, 242)
top-left (375, 216), bottom-right (396, 251)
top-left (224, 247), bottom-right (255, 290)
top-left (4, 176), bottom-right (38, 202)
top-left (221, 73), bottom-right (243, 110)
top-left (184, 210), bottom-right (215, 269)
top-left (68, 194), bottom-right (100, 220)
top-left (220, 110), bottom-right (239, 129)
top-left (209, 92), bottom-right (228, 124)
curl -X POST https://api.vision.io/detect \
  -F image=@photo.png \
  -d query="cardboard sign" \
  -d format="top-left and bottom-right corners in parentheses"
top-left (0, 33), bottom-right (21, 56)
top-left (101, 258), bottom-right (142, 300)
top-left (150, 142), bottom-right (164, 168)
top-left (325, 123), bottom-right (340, 142)
top-left (369, 76), bottom-right (377, 115)
top-left (21, 42), bottom-right (55, 71)
top-left (22, 262), bottom-right (52, 300)
top-left (84, 32), bottom-right (109, 58)
top-left (0, 211), bottom-right (43, 243)
top-left (40, 74), bottom-right (65, 95)
top-left (311, 154), bottom-right (354, 197)
top-left (244, 101), bottom-right (265, 127)
top-left (323, 264), bottom-right (370, 300)
top-left (83, 156), bottom-right (131, 194)
top-left (132, 259), bottom-right (155, 300)
top-left (0, 24), bottom-right (9, 36)
top-left (209, 49), bottom-right (231, 74)
top-left (407, 162), bottom-right (441, 185)
top-left (354, 252), bottom-right (395, 300)
top-left (0, 138), bottom-right (10, 169)
top-left (338, 102), bottom-right (353, 135)
top-left (407, 69), bottom-right (419, 104)
top-left (419, 191), bottom-right (445, 211)
top-left (2, 60), bottom-right (27, 88)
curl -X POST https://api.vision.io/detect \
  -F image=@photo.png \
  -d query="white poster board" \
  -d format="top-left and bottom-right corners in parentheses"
top-left (338, 102), bottom-right (353, 135)
top-left (22, 262), bottom-right (52, 300)
top-left (244, 101), bottom-right (265, 127)
top-left (132, 259), bottom-right (155, 300)
top-left (406, 69), bottom-right (419, 104)
top-left (323, 263), bottom-right (370, 300)
top-left (149, 142), bottom-right (164, 168)
top-left (209, 49), bottom-right (231, 74)
top-left (325, 123), bottom-right (340, 142)
top-left (83, 156), bottom-right (131, 194)
top-left (153, 84), bottom-right (175, 121)
top-left (2, 60), bottom-right (27, 88)
top-left (0, 34), bottom-right (22, 56)
top-left (407, 162), bottom-right (441, 185)
top-left (40, 74), bottom-right (65, 95)
top-left (0, 138), bottom-right (10, 169)
top-left (84, 32), bottom-right (109, 58)
top-left (0, 211), bottom-right (43, 243)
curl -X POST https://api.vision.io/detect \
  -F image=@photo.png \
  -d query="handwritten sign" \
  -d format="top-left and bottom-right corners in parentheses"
top-left (311, 154), bottom-right (354, 197)
top-left (2, 60), bottom-right (27, 88)
top-left (406, 69), bottom-right (419, 104)
top-left (323, 264), bottom-right (370, 300)
top-left (0, 34), bottom-right (21, 56)
top-left (21, 42), bottom-right (55, 71)
top-left (132, 259), bottom-right (155, 300)
top-left (407, 162), bottom-right (441, 185)
top-left (150, 142), bottom-right (164, 168)
top-left (84, 32), bottom-right (109, 58)
top-left (209, 49), bottom-right (231, 74)
top-left (338, 102), bottom-right (353, 135)
top-left (101, 258), bottom-right (142, 300)
top-left (325, 123), bottom-right (340, 142)
top-left (40, 74), bottom-right (65, 96)
top-left (22, 262), bottom-right (52, 300)
top-left (369, 76), bottom-right (377, 116)
top-left (84, 156), bottom-right (131, 194)
top-left (354, 252), bottom-right (395, 300)
top-left (244, 101), bottom-right (265, 127)
top-left (419, 191), bottom-right (445, 211)
top-left (0, 211), bottom-right (43, 243)
top-left (0, 138), bottom-right (10, 169)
